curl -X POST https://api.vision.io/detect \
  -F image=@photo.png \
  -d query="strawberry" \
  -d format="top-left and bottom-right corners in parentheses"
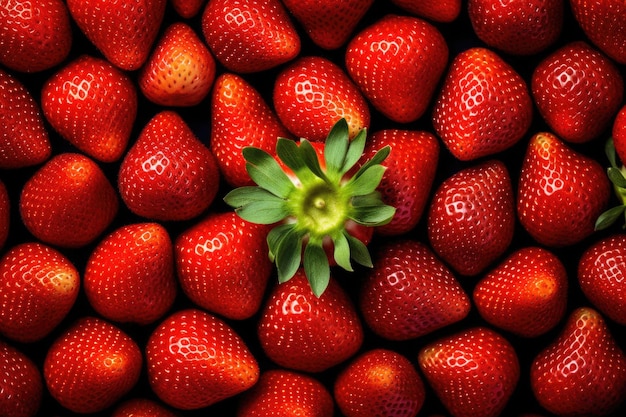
top-left (201, 0), bottom-right (300, 73)
top-left (20, 152), bottom-right (119, 248)
top-left (84, 222), bottom-right (177, 325)
top-left (390, 0), bottom-right (461, 22)
top-left (175, 211), bottom-right (273, 320)
top-left (139, 22), bottom-right (216, 107)
top-left (146, 308), bottom-right (259, 410)
top-left (432, 47), bottom-right (533, 161)
top-left (468, 0), bottom-right (563, 55)
top-left (612, 105), bottom-right (626, 165)
top-left (0, 0), bottom-right (72, 72)
top-left (118, 111), bottom-right (220, 222)
top-left (0, 68), bottom-right (51, 169)
top-left (418, 327), bottom-right (520, 417)
top-left (345, 14), bottom-right (449, 123)
top-left (273, 56), bottom-right (371, 142)
top-left (530, 307), bottom-right (626, 416)
top-left (0, 242), bottom-right (80, 343)
top-left (0, 340), bottom-right (43, 417)
top-left (171, 0), bottom-right (205, 18)
top-left (427, 159), bottom-right (515, 276)
top-left (473, 246), bottom-right (569, 337)
top-left (41, 55), bottom-right (138, 163)
top-left (43, 316), bottom-right (143, 414)
top-left (334, 348), bottom-right (426, 417)
top-left (257, 269), bottom-right (363, 373)
top-left (359, 240), bottom-right (471, 341)
top-left (237, 369), bottom-right (334, 417)
top-left (531, 41), bottom-right (624, 144)
top-left (281, 0), bottom-right (374, 50)
top-left (517, 132), bottom-right (611, 247)
top-left (0, 180), bottom-right (8, 251)
top-left (112, 398), bottom-right (178, 417)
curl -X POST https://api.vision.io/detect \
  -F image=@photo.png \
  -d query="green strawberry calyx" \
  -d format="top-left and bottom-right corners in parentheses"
top-left (595, 137), bottom-right (626, 230)
top-left (224, 118), bottom-right (395, 296)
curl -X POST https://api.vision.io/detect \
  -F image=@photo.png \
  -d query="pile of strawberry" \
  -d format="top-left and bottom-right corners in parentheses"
top-left (2, 0), bottom-right (626, 416)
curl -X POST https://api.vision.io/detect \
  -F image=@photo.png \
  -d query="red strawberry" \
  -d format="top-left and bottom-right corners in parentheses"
top-left (41, 55), bottom-right (138, 163)
top-left (139, 22), bottom-right (216, 107)
top-left (473, 246), bottom-right (568, 337)
top-left (427, 159), bottom-right (515, 276)
top-left (359, 240), bottom-right (471, 341)
top-left (0, 68), bottom-right (51, 169)
top-left (118, 111), bottom-right (220, 222)
top-left (0, 180), bottom-right (8, 251)
top-left (530, 307), bottom-right (626, 416)
top-left (432, 47), bottom-right (533, 161)
top-left (66, 0), bottom-right (166, 70)
top-left (112, 398), bottom-right (178, 417)
top-left (146, 308), bottom-right (259, 410)
top-left (43, 316), bottom-right (142, 414)
top-left (237, 369), bottom-right (334, 417)
top-left (171, 0), bottom-right (205, 18)
top-left (531, 41), bottom-right (624, 143)
top-left (334, 348), bottom-right (426, 417)
top-left (20, 153), bottom-right (119, 248)
top-left (517, 132), bottom-right (611, 247)
top-left (273, 56), bottom-right (370, 141)
top-left (0, 340), bottom-right (43, 417)
top-left (468, 0), bottom-right (563, 55)
top-left (345, 14), bottom-right (448, 123)
top-left (613, 105), bottom-right (626, 164)
top-left (281, 0), bottom-right (374, 50)
top-left (257, 270), bottom-right (363, 373)
top-left (390, 0), bottom-right (461, 22)
top-left (0, 242), bottom-right (80, 343)
top-left (201, 0), bottom-right (300, 73)
top-left (418, 327), bottom-right (520, 417)
top-left (0, 0), bottom-right (72, 72)
top-left (84, 222), bottom-right (177, 325)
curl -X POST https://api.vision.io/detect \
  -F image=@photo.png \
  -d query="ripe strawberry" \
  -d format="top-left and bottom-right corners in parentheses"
top-left (334, 348), bottom-right (426, 417)
top-left (146, 308), bottom-right (259, 410)
top-left (139, 22), bottom-right (216, 107)
top-left (0, 68), bottom-right (51, 169)
top-left (273, 56), bottom-right (370, 142)
top-left (0, 340), bottom-right (43, 417)
top-left (0, 180), bottom-right (8, 251)
top-left (390, 0), bottom-right (461, 22)
top-left (432, 47), bottom-right (533, 161)
top-left (345, 14), bottom-right (448, 123)
top-left (530, 307), bottom-right (626, 416)
top-left (0, 0), bottom-right (72, 72)
top-left (612, 105), bottom-right (626, 164)
top-left (359, 240), bottom-right (471, 341)
top-left (473, 246), bottom-right (568, 337)
top-left (118, 111), bottom-right (220, 222)
top-left (517, 132), bottom-right (610, 247)
top-left (427, 159), bottom-right (515, 276)
top-left (531, 41), bottom-right (624, 143)
top-left (44, 316), bottom-right (142, 414)
top-left (20, 153), bottom-right (119, 248)
top-left (201, 0), bottom-right (300, 73)
top-left (84, 222), bottom-right (177, 325)
top-left (237, 369), bottom-right (334, 417)
top-left (418, 327), bottom-right (520, 417)
top-left (41, 55), bottom-right (138, 163)
top-left (112, 398), bottom-right (178, 417)
top-left (171, 0), bottom-right (205, 18)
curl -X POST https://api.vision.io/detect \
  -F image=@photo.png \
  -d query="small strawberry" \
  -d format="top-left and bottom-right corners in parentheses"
top-left (531, 41), bottom-right (624, 143)
top-left (530, 307), bottom-right (626, 416)
top-left (41, 55), bottom-right (138, 163)
top-left (0, 340), bottom-right (43, 417)
top-left (118, 111), bottom-right (220, 222)
top-left (171, 0), bottom-right (205, 18)
top-left (146, 308), bottom-right (259, 410)
top-left (345, 14), bottom-right (448, 123)
top-left (334, 348), bottom-right (426, 417)
top-left (427, 159), bottom-right (515, 276)
top-left (390, 0), bottom-right (461, 22)
top-left (418, 327), bottom-right (520, 417)
top-left (20, 153), bottom-right (119, 248)
top-left (201, 0), bottom-right (300, 73)
top-left (112, 398), bottom-right (178, 417)
top-left (432, 47), bottom-right (533, 161)
top-left (44, 316), bottom-right (143, 414)
top-left (612, 105), bottom-right (626, 164)
top-left (0, 180), bottom-right (8, 251)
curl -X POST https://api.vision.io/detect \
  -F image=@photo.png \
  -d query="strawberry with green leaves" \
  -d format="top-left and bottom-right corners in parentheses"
top-left (0, 340), bottom-right (42, 417)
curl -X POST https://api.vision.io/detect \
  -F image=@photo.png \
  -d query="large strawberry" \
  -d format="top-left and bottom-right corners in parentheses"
top-left (390, 0), bottom-right (461, 22)
top-left (345, 14), bottom-right (448, 123)
top-left (0, 340), bottom-right (43, 417)
top-left (0, 180), bottom-right (8, 251)
top-left (146, 308), bottom-right (259, 410)
top-left (112, 398), bottom-right (178, 417)
top-left (41, 55), bottom-right (138, 163)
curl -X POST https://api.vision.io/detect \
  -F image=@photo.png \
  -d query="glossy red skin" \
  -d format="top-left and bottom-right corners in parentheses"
top-left (345, 14), bottom-right (448, 123)
top-left (613, 105), bottom-right (626, 164)
top-left (0, 180), bottom-right (8, 251)
top-left (0, 340), bottom-right (43, 417)
top-left (171, 0), bottom-right (205, 18)
top-left (517, 132), bottom-right (611, 247)
top-left (146, 308), bottom-right (259, 410)
top-left (570, 0), bottom-right (626, 64)
top-left (390, 0), bottom-right (461, 22)
top-left (111, 398), bottom-right (179, 417)
top-left (530, 307), bottom-right (626, 416)
top-left (531, 41), bottom-right (624, 143)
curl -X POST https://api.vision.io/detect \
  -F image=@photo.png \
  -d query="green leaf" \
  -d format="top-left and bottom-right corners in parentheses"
top-left (595, 205), bottom-right (626, 231)
top-left (267, 223), bottom-right (294, 262)
top-left (351, 192), bottom-right (385, 208)
top-left (332, 232), bottom-right (353, 272)
top-left (235, 199), bottom-right (290, 224)
top-left (345, 231), bottom-right (372, 268)
top-left (275, 138), bottom-right (312, 182)
top-left (344, 164), bottom-right (387, 196)
top-left (341, 128), bottom-right (367, 175)
top-left (223, 186), bottom-right (282, 208)
top-left (608, 167), bottom-right (626, 189)
top-left (350, 205), bottom-right (396, 226)
top-left (303, 243), bottom-right (330, 297)
top-left (606, 137), bottom-right (618, 168)
top-left (275, 228), bottom-right (303, 283)
top-left (324, 118), bottom-right (349, 173)
top-left (243, 147), bottom-right (294, 198)
top-left (353, 145), bottom-right (391, 179)
top-left (299, 139), bottom-right (328, 181)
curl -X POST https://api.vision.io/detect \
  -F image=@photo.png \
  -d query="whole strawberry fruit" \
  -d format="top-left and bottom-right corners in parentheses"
top-left (0, 340), bottom-right (43, 417)
top-left (570, 0), bottom-right (626, 64)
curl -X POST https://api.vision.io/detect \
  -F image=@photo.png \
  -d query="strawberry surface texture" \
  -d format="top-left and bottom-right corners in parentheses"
top-left (2, 1), bottom-right (626, 416)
